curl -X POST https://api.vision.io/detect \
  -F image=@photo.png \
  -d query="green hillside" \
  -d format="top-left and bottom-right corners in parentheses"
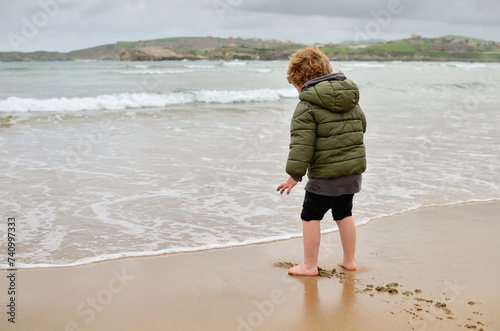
top-left (323, 36), bottom-right (500, 61)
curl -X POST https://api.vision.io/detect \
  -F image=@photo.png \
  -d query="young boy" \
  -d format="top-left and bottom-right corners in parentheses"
top-left (277, 48), bottom-right (367, 276)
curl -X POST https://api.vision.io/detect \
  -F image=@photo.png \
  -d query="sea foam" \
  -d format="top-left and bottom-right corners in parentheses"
top-left (0, 89), bottom-right (296, 112)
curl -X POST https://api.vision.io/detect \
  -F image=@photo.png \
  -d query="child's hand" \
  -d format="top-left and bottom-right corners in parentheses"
top-left (277, 177), bottom-right (298, 195)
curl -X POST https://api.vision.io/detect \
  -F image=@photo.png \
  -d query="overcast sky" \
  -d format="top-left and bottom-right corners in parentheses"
top-left (1, 0), bottom-right (499, 52)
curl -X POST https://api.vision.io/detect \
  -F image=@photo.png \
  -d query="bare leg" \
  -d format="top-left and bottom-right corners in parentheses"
top-left (288, 220), bottom-right (321, 276)
top-left (336, 216), bottom-right (357, 271)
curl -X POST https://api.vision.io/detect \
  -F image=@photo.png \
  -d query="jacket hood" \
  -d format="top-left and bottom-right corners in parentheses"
top-left (299, 72), bottom-right (360, 112)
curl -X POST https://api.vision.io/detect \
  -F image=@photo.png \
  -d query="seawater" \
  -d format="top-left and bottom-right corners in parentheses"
top-left (0, 60), bottom-right (499, 268)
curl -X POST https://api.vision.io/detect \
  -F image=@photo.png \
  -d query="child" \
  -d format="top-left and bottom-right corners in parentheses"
top-left (277, 48), bottom-right (367, 276)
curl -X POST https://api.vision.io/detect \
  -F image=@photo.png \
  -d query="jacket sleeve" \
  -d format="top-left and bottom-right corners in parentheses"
top-left (286, 103), bottom-right (317, 178)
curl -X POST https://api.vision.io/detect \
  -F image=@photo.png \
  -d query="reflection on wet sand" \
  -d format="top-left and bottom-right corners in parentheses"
top-left (290, 270), bottom-right (358, 329)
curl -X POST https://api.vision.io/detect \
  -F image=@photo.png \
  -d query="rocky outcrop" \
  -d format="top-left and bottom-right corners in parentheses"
top-left (207, 51), bottom-right (254, 61)
top-left (120, 47), bottom-right (291, 61)
top-left (119, 47), bottom-right (199, 61)
top-left (257, 51), bottom-right (291, 60)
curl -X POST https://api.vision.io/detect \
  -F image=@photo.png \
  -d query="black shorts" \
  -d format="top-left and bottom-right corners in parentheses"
top-left (300, 192), bottom-right (354, 221)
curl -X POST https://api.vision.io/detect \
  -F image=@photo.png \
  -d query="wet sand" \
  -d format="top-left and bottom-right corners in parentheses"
top-left (1, 201), bottom-right (499, 330)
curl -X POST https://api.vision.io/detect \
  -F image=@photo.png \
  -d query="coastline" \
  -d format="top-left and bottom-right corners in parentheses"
top-left (1, 201), bottom-right (499, 330)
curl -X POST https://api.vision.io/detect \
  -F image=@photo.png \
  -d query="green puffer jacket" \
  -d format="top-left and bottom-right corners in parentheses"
top-left (286, 75), bottom-right (367, 179)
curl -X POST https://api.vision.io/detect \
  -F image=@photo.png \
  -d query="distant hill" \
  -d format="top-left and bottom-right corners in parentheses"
top-left (322, 36), bottom-right (500, 62)
top-left (0, 44), bottom-right (123, 62)
top-left (0, 35), bottom-right (499, 62)
top-left (0, 37), bottom-right (305, 62)
top-left (440, 35), bottom-right (491, 44)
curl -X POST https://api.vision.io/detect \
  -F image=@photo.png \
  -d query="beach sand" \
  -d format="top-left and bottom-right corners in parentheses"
top-left (1, 201), bottom-right (499, 330)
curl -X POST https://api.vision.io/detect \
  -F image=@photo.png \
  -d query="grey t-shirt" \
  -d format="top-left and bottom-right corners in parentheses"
top-left (300, 174), bottom-right (362, 197)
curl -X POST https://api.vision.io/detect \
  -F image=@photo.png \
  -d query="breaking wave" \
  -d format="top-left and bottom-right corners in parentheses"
top-left (0, 88), bottom-right (296, 112)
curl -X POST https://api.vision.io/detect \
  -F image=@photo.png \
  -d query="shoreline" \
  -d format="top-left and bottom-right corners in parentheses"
top-left (2, 198), bottom-right (498, 271)
top-left (2, 58), bottom-right (500, 63)
top-left (1, 201), bottom-right (499, 330)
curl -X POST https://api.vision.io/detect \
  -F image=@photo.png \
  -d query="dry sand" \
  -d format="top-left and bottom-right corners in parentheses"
top-left (1, 201), bottom-right (499, 330)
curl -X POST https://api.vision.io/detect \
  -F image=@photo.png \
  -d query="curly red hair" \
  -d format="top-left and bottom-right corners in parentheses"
top-left (287, 47), bottom-right (332, 87)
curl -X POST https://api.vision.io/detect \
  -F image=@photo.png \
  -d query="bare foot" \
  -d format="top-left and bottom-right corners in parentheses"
top-left (338, 261), bottom-right (357, 271)
top-left (288, 263), bottom-right (319, 276)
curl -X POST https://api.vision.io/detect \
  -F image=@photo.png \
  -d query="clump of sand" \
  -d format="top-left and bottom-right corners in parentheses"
top-left (273, 261), bottom-right (487, 329)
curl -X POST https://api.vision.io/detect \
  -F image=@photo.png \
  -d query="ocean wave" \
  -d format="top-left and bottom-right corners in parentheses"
top-left (110, 69), bottom-right (195, 74)
top-left (341, 62), bottom-right (386, 68)
top-left (441, 62), bottom-right (500, 70)
top-left (0, 89), bottom-right (297, 112)
top-left (183, 64), bottom-right (217, 69)
top-left (223, 60), bottom-right (247, 66)
top-left (241, 68), bottom-right (272, 73)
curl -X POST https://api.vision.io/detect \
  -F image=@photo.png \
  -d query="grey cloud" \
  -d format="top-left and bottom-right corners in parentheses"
top-left (235, 0), bottom-right (500, 26)
top-left (1, 0), bottom-right (499, 52)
